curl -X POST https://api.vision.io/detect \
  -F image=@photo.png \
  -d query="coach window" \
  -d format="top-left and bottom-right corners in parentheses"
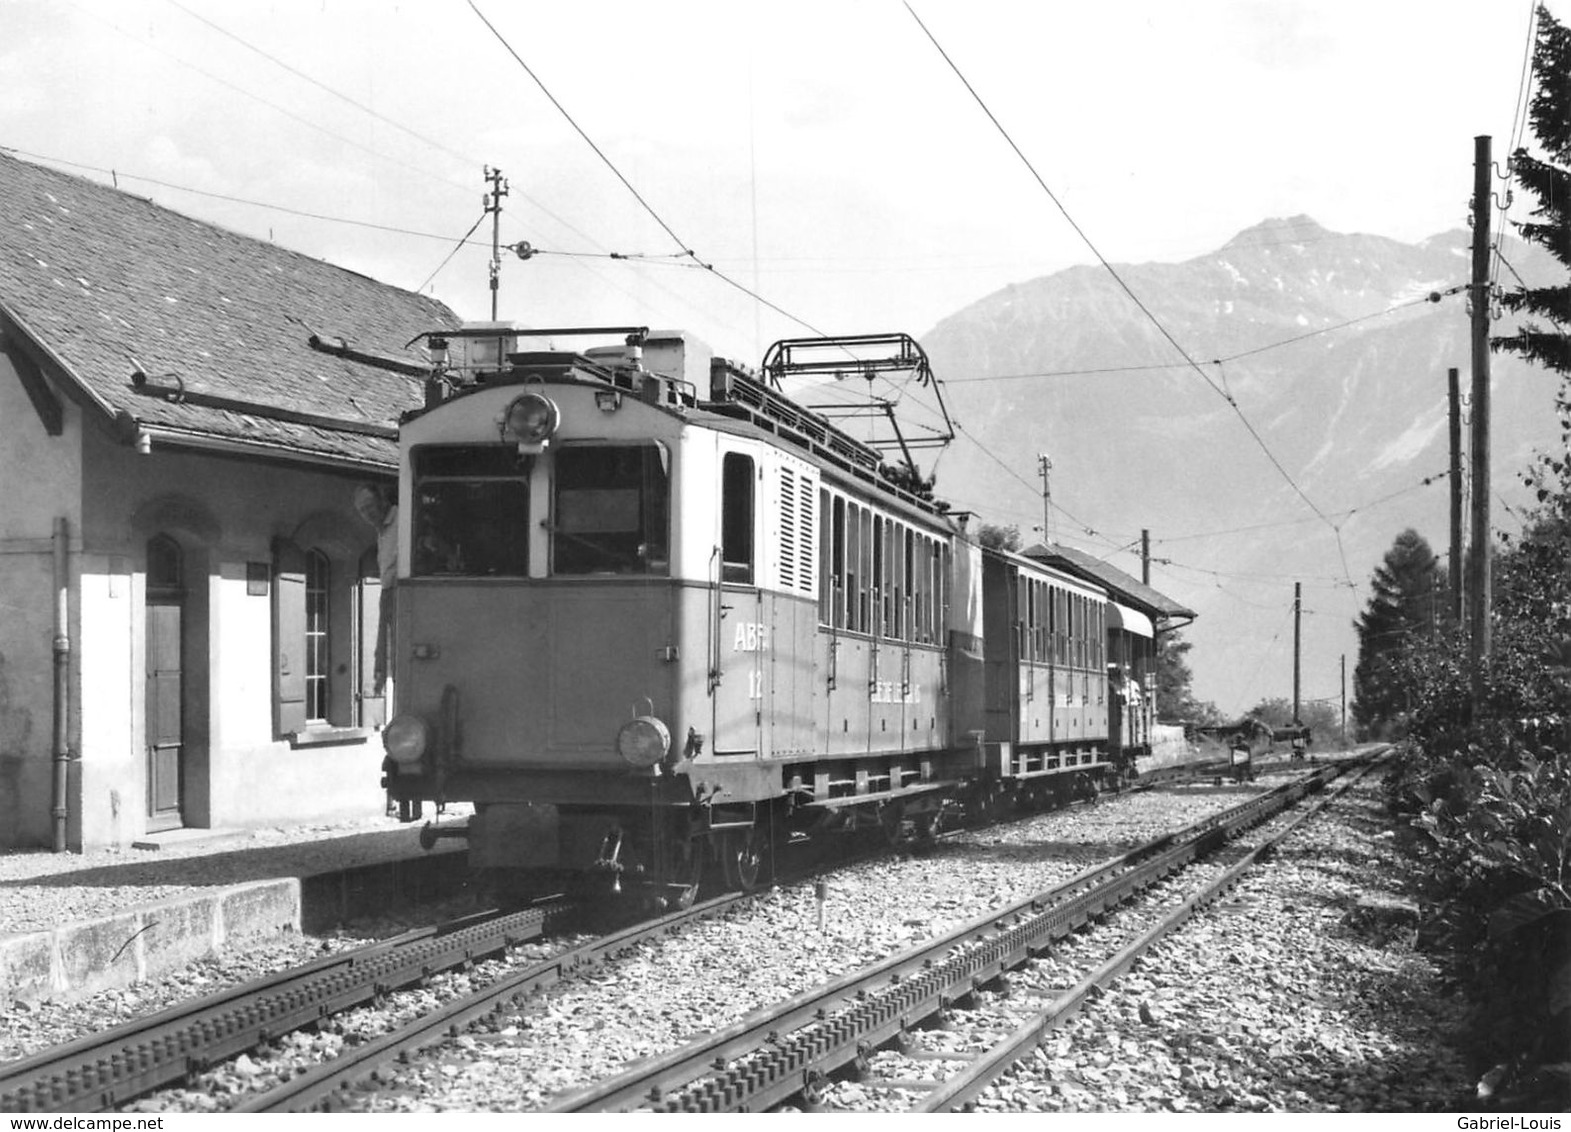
top-left (1054, 588), bottom-right (1067, 665)
top-left (411, 445), bottom-right (530, 576)
top-left (720, 453), bottom-right (755, 583)
top-left (828, 494), bottom-right (847, 628)
top-left (872, 516), bottom-right (885, 636)
top-left (858, 506), bottom-right (873, 633)
top-left (819, 488), bottom-right (833, 622)
top-left (553, 443), bottom-right (670, 575)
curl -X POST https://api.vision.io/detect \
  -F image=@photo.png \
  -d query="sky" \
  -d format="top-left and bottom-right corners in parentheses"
top-left (2, 0), bottom-right (1562, 713)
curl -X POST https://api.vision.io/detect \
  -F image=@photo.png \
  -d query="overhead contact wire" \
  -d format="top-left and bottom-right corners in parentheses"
top-left (904, 2), bottom-right (1360, 601)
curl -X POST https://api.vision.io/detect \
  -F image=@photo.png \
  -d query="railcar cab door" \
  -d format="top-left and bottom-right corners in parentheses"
top-left (710, 448), bottom-right (764, 757)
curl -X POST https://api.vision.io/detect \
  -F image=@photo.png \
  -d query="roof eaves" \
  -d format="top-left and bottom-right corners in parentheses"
top-left (0, 297), bottom-right (119, 424)
top-left (140, 425), bottom-right (395, 474)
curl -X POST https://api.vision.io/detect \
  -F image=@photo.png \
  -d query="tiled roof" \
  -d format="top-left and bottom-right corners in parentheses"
top-left (1024, 541), bottom-right (1198, 623)
top-left (0, 151), bottom-right (460, 467)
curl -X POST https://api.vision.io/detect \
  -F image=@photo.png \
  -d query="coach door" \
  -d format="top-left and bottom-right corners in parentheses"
top-left (711, 452), bottom-right (764, 756)
top-left (145, 534), bottom-right (184, 831)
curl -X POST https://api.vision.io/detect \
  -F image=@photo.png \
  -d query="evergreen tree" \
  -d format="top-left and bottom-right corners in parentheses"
top-left (1352, 529), bottom-right (1443, 738)
top-left (1494, 4), bottom-right (1571, 375)
top-left (1153, 631), bottom-right (1221, 725)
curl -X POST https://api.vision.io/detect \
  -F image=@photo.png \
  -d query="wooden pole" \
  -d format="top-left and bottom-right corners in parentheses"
top-left (1448, 366), bottom-right (1464, 626)
top-left (1468, 136), bottom-right (1493, 707)
top-left (1293, 582), bottom-right (1302, 724)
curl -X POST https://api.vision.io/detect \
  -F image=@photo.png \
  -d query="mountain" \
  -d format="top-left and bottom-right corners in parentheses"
top-left (916, 215), bottom-right (1563, 718)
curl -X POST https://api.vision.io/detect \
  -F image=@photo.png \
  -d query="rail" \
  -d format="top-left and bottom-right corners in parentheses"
top-left (546, 756), bottom-right (1373, 1112)
top-left (0, 903), bottom-right (567, 1112)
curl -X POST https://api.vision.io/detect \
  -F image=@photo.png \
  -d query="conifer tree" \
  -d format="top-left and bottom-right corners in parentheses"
top-left (1494, 4), bottom-right (1571, 374)
top-left (1352, 529), bottom-right (1443, 737)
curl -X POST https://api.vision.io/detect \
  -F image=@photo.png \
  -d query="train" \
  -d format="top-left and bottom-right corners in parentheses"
top-left (380, 325), bottom-right (1162, 905)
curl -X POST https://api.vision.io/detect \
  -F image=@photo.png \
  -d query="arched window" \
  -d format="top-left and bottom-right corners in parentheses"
top-left (147, 534), bottom-right (183, 595)
top-left (305, 549), bottom-right (330, 723)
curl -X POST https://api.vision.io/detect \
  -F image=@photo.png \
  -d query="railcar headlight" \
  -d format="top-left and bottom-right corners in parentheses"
top-left (383, 714), bottom-right (430, 766)
top-left (617, 715), bottom-right (671, 769)
top-left (499, 392), bottom-right (559, 448)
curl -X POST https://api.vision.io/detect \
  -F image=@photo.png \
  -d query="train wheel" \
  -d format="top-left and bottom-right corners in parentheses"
top-left (721, 826), bottom-right (767, 893)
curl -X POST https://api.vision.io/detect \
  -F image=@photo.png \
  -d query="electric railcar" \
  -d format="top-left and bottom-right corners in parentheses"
top-left (380, 325), bottom-right (1156, 903)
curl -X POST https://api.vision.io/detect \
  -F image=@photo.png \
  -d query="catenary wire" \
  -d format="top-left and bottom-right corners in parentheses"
top-left (903, 2), bottom-right (1361, 604)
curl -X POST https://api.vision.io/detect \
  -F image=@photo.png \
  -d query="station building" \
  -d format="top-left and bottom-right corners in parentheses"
top-left (0, 152), bottom-right (457, 850)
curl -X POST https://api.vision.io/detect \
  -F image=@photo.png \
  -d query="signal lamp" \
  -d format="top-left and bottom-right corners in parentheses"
top-left (499, 392), bottom-right (559, 451)
top-left (617, 715), bottom-right (671, 769)
top-left (383, 715), bottom-right (430, 767)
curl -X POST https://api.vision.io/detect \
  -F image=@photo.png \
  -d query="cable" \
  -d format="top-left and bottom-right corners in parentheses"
top-left (465, 0), bottom-right (933, 411)
top-left (163, 0), bottom-right (479, 169)
top-left (1490, 0), bottom-right (1541, 293)
top-left (110, 0), bottom-right (625, 277)
top-left (466, 1), bottom-right (693, 259)
top-left (947, 419), bottom-right (1136, 551)
top-left (1154, 471), bottom-right (1451, 545)
top-left (417, 212), bottom-right (490, 294)
top-left (0, 145), bottom-right (487, 243)
top-left (64, 0), bottom-right (478, 202)
top-left (903, 1), bottom-right (1359, 605)
top-left (1230, 604), bottom-right (1296, 713)
top-left (943, 289), bottom-right (1463, 384)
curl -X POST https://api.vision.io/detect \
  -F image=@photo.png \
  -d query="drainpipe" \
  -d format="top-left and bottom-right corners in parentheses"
top-left (52, 516), bottom-right (71, 852)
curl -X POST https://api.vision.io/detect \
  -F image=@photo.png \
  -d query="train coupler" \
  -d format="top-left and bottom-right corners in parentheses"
top-left (418, 820), bottom-right (470, 851)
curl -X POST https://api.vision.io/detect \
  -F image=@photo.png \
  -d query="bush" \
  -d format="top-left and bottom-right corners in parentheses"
top-left (1383, 622), bottom-right (1571, 1108)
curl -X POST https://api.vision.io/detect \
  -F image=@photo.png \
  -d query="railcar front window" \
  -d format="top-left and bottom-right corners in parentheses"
top-left (553, 444), bottom-right (670, 575)
top-left (411, 446), bottom-right (531, 577)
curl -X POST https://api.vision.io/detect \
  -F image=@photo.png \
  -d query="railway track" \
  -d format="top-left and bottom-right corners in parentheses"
top-left (235, 815), bottom-right (1001, 1112)
top-left (542, 755), bottom-right (1379, 1113)
top-left (1, 757), bottom-right (1347, 1113)
top-left (0, 902), bottom-right (568, 1112)
top-left (0, 790), bottom-right (980, 1112)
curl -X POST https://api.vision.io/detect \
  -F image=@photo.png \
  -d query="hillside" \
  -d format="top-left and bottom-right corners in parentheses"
top-left (917, 216), bottom-right (1562, 716)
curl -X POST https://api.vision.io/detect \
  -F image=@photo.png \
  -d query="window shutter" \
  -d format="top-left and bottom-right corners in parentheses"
top-left (777, 465), bottom-right (817, 596)
top-left (272, 537), bottom-right (307, 737)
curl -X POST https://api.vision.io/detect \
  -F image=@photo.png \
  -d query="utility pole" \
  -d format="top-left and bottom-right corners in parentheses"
top-left (1448, 366), bottom-right (1464, 626)
top-left (1037, 454), bottom-right (1053, 545)
top-left (1293, 582), bottom-right (1302, 724)
top-left (1468, 136), bottom-right (1493, 706)
top-left (1141, 529), bottom-right (1151, 586)
top-left (1340, 653), bottom-right (1347, 747)
top-left (484, 166), bottom-right (509, 320)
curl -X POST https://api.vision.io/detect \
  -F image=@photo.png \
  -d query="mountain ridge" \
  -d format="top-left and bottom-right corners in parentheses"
top-left (917, 218), bottom-right (1561, 715)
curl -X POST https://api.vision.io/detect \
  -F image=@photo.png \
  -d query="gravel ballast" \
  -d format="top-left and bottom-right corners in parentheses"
top-left (4, 760), bottom-right (1470, 1112)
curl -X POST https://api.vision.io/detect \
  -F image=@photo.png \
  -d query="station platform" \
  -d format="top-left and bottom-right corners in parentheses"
top-left (0, 811), bottom-right (471, 1005)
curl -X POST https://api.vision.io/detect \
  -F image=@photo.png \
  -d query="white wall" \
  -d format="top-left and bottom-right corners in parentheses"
top-left (0, 352), bottom-right (83, 847)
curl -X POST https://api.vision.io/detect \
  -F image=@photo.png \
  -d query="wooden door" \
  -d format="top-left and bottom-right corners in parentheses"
top-left (146, 536), bottom-right (184, 831)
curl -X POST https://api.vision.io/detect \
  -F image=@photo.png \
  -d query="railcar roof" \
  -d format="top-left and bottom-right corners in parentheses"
top-left (1023, 542), bottom-right (1197, 623)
